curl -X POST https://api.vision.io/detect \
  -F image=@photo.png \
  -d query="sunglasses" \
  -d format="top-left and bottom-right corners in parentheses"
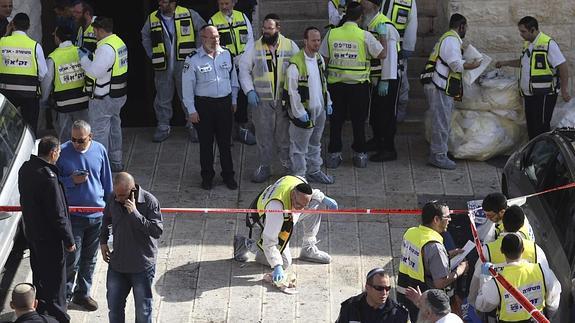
top-left (71, 137), bottom-right (90, 144)
top-left (370, 284), bottom-right (391, 292)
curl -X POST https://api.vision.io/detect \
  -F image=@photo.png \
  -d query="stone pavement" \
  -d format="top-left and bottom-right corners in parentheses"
top-left (7, 126), bottom-right (503, 322)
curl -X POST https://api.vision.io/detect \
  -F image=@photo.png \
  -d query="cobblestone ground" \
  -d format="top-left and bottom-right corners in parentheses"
top-left (3, 126), bottom-right (503, 322)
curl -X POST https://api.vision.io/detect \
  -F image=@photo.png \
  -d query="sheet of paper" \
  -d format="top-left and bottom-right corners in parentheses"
top-left (450, 240), bottom-right (476, 271)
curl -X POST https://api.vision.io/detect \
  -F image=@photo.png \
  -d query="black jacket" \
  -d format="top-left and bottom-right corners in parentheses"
top-left (14, 311), bottom-right (59, 323)
top-left (336, 292), bottom-right (409, 323)
top-left (18, 155), bottom-right (74, 247)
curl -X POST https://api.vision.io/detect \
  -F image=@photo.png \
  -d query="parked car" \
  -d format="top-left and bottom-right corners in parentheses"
top-left (502, 127), bottom-right (575, 322)
top-left (0, 94), bottom-right (35, 272)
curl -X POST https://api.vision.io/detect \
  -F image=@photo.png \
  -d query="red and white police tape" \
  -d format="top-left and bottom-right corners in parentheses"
top-left (2, 181), bottom-right (573, 321)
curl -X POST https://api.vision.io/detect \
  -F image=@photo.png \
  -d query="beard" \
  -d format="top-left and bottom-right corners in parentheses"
top-left (262, 32), bottom-right (279, 45)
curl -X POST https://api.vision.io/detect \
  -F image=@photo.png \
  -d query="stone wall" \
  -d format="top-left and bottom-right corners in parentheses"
top-left (449, 0), bottom-right (575, 93)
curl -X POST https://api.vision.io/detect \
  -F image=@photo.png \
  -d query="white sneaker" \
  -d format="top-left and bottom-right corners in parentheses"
top-left (299, 244), bottom-right (331, 264)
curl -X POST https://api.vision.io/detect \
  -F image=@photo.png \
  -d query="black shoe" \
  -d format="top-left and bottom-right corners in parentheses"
top-left (201, 179), bottom-right (212, 190)
top-left (71, 295), bottom-right (98, 311)
top-left (224, 177), bottom-right (238, 190)
top-left (369, 150), bottom-right (398, 162)
top-left (365, 138), bottom-right (380, 152)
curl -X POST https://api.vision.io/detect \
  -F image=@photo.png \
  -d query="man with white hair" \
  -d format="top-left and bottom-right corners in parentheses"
top-left (405, 287), bottom-right (463, 322)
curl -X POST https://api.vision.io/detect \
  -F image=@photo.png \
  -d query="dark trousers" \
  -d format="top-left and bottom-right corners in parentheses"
top-left (29, 240), bottom-right (70, 323)
top-left (524, 93), bottom-right (557, 140)
top-left (327, 82), bottom-right (370, 153)
top-left (195, 95), bottom-right (234, 181)
top-left (3, 93), bottom-right (39, 135)
top-left (369, 78), bottom-right (401, 152)
top-left (234, 88), bottom-right (248, 124)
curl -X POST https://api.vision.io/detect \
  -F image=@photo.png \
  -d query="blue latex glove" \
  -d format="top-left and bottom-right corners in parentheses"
top-left (297, 114), bottom-right (309, 123)
top-left (375, 23), bottom-right (387, 36)
top-left (326, 104), bottom-right (333, 116)
top-left (377, 80), bottom-right (389, 96)
top-left (339, 0), bottom-right (346, 7)
top-left (247, 90), bottom-right (260, 107)
top-left (402, 50), bottom-right (414, 60)
top-left (481, 262), bottom-right (493, 276)
top-left (322, 196), bottom-right (338, 210)
top-left (77, 47), bottom-right (90, 60)
top-left (272, 265), bottom-right (284, 282)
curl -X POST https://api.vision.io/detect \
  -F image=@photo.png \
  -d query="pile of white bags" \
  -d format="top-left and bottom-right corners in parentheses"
top-left (425, 70), bottom-right (528, 161)
top-left (551, 99), bottom-right (575, 128)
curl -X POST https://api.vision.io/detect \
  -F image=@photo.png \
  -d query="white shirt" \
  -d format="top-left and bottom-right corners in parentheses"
top-left (363, 13), bottom-right (400, 81)
top-left (436, 313), bottom-right (463, 323)
top-left (381, 0), bottom-right (418, 52)
top-left (475, 260), bottom-right (561, 313)
top-left (286, 52), bottom-right (332, 117)
top-left (261, 189), bottom-right (325, 268)
top-left (520, 32), bottom-right (566, 96)
top-left (7, 31), bottom-right (47, 81)
top-left (80, 34), bottom-right (118, 98)
top-left (40, 41), bottom-right (74, 110)
top-left (328, 1), bottom-right (342, 27)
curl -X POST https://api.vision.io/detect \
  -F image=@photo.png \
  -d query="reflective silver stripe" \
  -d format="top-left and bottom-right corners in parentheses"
top-left (531, 82), bottom-right (552, 88)
top-left (0, 83), bottom-right (37, 92)
top-left (328, 71), bottom-right (370, 81)
top-left (111, 82), bottom-right (127, 90)
top-left (56, 96), bottom-right (89, 107)
top-left (179, 48), bottom-right (194, 54)
top-left (152, 57), bottom-right (165, 64)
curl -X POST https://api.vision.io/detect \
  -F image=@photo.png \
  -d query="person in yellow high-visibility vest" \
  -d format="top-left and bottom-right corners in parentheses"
top-left (319, 2), bottom-right (386, 169)
top-left (396, 200), bottom-right (469, 320)
top-left (141, 0), bottom-right (206, 143)
top-left (476, 233), bottom-right (561, 321)
top-left (0, 13), bottom-right (47, 135)
top-left (481, 192), bottom-right (534, 244)
top-left (239, 14), bottom-right (299, 183)
top-left (40, 25), bottom-right (89, 143)
top-left (71, 1), bottom-right (97, 53)
top-left (495, 16), bottom-right (570, 140)
top-left (80, 16), bottom-right (128, 173)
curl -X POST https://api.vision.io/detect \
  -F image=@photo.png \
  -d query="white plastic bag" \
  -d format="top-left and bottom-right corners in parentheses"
top-left (463, 45), bottom-right (492, 86)
top-left (551, 99), bottom-right (575, 128)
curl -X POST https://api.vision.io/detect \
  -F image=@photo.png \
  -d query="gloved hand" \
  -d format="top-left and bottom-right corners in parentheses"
top-left (377, 80), bottom-right (389, 96)
top-left (297, 114), bottom-right (309, 123)
top-left (322, 196), bottom-right (338, 210)
top-left (326, 104), bottom-right (333, 116)
top-left (339, 0), bottom-right (346, 7)
top-left (247, 90), bottom-right (260, 107)
top-left (481, 262), bottom-right (493, 276)
top-left (402, 50), bottom-right (414, 60)
top-left (272, 265), bottom-right (284, 282)
top-left (78, 47), bottom-right (91, 60)
top-left (375, 23), bottom-right (387, 36)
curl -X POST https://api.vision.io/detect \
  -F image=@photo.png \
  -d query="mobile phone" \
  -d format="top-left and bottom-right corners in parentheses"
top-left (129, 189), bottom-right (136, 200)
top-left (73, 169), bottom-right (89, 176)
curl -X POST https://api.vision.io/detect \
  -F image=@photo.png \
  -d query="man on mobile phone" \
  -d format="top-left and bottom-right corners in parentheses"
top-left (56, 120), bottom-right (112, 311)
top-left (100, 172), bottom-right (163, 323)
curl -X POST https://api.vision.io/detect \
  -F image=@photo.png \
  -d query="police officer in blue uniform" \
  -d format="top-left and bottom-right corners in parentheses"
top-left (182, 24), bottom-right (239, 190)
top-left (18, 136), bottom-right (76, 323)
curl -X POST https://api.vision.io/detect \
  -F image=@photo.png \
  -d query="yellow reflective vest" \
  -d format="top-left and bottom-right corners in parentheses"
top-left (0, 32), bottom-right (40, 98)
top-left (420, 29), bottom-right (463, 98)
top-left (85, 34), bottom-right (128, 99)
top-left (148, 6), bottom-right (196, 71)
top-left (496, 263), bottom-right (546, 322)
top-left (282, 50), bottom-right (328, 129)
top-left (210, 10), bottom-right (249, 56)
top-left (494, 222), bottom-right (533, 242)
top-left (398, 225), bottom-right (444, 291)
top-left (521, 32), bottom-right (558, 96)
top-left (252, 34), bottom-right (296, 101)
top-left (256, 175), bottom-right (307, 253)
top-left (327, 22), bottom-right (370, 84)
top-left (486, 234), bottom-right (537, 268)
top-left (367, 13), bottom-right (400, 83)
top-left (384, 0), bottom-right (412, 38)
top-left (48, 45), bottom-right (88, 112)
top-left (77, 23), bottom-right (97, 53)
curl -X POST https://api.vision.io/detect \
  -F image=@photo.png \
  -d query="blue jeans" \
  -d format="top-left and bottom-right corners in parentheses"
top-left (66, 215), bottom-right (102, 300)
top-left (106, 265), bottom-right (155, 323)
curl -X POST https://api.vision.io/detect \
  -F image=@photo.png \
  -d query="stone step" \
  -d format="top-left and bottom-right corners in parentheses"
top-left (260, 0), bottom-right (327, 20)
top-left (278, 19), bottom-right (329, 42)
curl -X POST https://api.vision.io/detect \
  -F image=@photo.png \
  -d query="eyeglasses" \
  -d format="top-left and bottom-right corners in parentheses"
top-left (71, 136), bottom-right (90, 144)
top-left (369, 284), bottom-right (391, 292)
